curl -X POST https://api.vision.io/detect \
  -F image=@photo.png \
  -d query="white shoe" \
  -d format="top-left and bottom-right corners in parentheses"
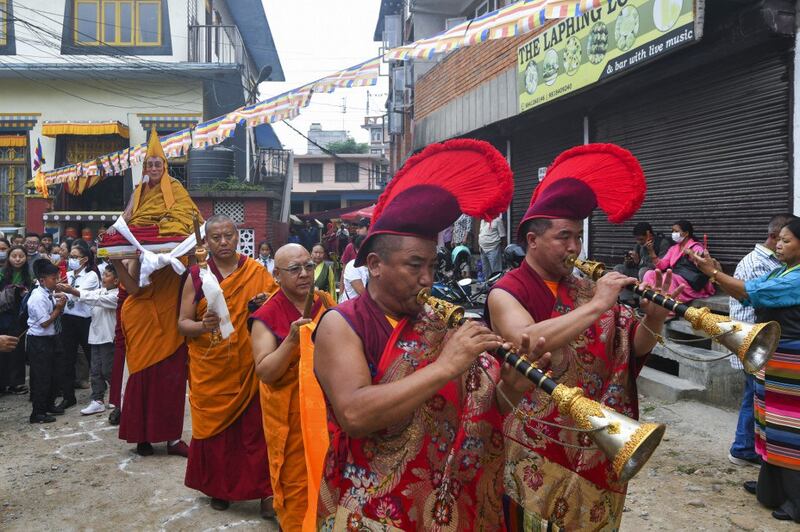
top-left (81, 400), bottom-right (105, 415)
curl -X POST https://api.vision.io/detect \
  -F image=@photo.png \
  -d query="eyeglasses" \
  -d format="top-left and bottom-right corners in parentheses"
top-left (145, 161), bottom-right (164, 168)
top-left (276, 261), bottom-right (315, 277)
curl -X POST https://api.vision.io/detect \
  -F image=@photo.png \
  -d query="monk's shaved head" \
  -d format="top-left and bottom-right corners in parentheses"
top-left (205, 214), bottom-right (237, 232)
top-left (275, 243), bottom-right (310, 269)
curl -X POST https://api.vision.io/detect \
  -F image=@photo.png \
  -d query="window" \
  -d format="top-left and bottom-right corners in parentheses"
top-left (371, 129), bottom-right (382, 143)
top-left (335, 163), bottom-right (359, 183)
top-left (298, 163), bottom-right (322, 183)
top-left (0, 143), bottom-right (27, 225)
top-left (73, 0), bottom-right (162, 46)
top-left (0, 0), bottom-right (7, 46)
top-left (474, 0), bottom-right (496, 18)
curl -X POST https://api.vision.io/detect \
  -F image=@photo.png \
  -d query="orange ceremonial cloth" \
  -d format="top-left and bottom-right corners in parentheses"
top-left (298, 319), bottom-right (330, 532)
top-left (186, 255), bottom-right (277, 440)
top-left (250, 289), bottom-right (335, 532)
top-left (121, 264), bottom-right (186, 375)
top-left (129, 176), bottom-right (201, 236)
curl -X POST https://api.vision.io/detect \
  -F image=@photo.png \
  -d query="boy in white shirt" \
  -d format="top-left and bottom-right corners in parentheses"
top-left (57, 264), bottom-right (120, 415)
top-left (27, 259), bottom-right (68, 424)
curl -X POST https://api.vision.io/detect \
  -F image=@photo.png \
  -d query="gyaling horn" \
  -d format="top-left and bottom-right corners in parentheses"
top-left (682, 307), bottom-right (780, 374)
top-left (551, 385), bottom-right (665, 482)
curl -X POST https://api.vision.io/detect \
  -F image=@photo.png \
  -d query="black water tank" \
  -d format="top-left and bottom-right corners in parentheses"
top-left (187, 147), bottom-right (235, 190)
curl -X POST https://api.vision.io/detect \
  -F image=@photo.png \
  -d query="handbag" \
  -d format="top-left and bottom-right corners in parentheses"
top-left (671, 246), bottom-right (709, 291)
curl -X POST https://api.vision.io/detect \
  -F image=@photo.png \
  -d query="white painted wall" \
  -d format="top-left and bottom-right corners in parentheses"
top-left (10, 0), bottom-right (190, 63)
top-left (292, 154), bottom-right (383, 193)
top-left (0, 78), bottom-right (203, 184)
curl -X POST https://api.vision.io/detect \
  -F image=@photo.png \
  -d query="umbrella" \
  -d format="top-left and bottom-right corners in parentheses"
top-left (341, 204), bottom-right (375, 222)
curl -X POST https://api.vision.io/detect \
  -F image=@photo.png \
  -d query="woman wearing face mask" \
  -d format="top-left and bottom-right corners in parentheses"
top-left (0, 238), bottom-right (10, 269)
top-left (257, 241), bottom-right (275, 274)
top-left (0, 246), bottom-right (33, 394)
top-left (641, 220), bottom-right (715, 302)
top-left (55, 239), bottom-right (100, 410)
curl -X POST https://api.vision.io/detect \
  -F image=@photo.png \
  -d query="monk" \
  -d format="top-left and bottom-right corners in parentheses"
top-left (486, 145), bottom-right (676, 530)
top-left (313, 139), bottom-right (541, 530)
top-left (110, 129), bottom-right (202, 457)
top-left (250, 243), bottom-right (335, 530)
top-left (178, 214), bottom-right (278, 516)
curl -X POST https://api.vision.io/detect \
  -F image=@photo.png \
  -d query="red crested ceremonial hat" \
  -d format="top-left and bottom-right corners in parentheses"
top-left (355, 139), bottom-right (513, 266)
top-left (518, 143), bottom-right (646, 239)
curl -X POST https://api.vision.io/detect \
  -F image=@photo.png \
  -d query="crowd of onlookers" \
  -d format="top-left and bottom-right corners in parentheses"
top-left (1, 218), bottom-right (379, 425)
top-left (0, 229), bottom-right (122, 423)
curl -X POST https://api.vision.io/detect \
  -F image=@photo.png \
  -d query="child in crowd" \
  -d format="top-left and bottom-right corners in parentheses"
top-left (26, 259), bottom-right (67, 424)
top-left (57, 264), bottom-right (120, 415)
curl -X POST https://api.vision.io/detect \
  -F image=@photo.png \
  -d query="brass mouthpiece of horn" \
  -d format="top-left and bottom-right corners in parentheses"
top-left (564, 255), bottom-right (780, 374)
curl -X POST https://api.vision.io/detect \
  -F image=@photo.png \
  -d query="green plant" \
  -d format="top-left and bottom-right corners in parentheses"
top-left (197, 176), bottom-right (263, 192)
top-left (326, 138), bottom-right (369, 154)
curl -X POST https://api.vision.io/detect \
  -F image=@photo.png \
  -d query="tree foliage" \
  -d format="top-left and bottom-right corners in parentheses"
top-left (325, 138), bottom-right (369, 154)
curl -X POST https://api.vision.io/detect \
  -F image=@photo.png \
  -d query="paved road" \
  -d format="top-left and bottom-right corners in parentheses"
top-left (0, 387), bottom-right (795, 530)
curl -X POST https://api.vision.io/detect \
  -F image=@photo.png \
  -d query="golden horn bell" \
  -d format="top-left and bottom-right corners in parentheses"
top-left (682, 307), bottom-right (780, 374)
top-left (417, 288), bottom-right (666, 482)
top-left (566, 256), bottom-right (780, 375)
top-left (551, 385), bottom-right (665, 482)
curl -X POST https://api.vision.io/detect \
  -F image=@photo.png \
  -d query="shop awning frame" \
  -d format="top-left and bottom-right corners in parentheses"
top-left (42, 121), bottom-right (129, 139)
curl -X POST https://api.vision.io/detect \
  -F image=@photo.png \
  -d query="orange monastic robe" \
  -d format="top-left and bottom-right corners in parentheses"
top-left (122, 175), bottom-right (201, 375)
top-left (251, 289), bottom-right (335, 531)
top-left (186, 256), bottom-right (277, 439)
top-left (129, 176), bottom-right (201, 236)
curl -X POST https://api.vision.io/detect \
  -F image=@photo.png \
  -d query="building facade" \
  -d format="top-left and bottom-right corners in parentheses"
top-left (291, 152), bottom-right (386, 215)
top-left (0, 0), bottom-right (284, 251)
top-left (377, 0), bottom-right (798, 272)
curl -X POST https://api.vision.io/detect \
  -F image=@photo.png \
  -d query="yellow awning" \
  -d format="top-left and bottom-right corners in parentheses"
top-left (0, 135), bottom-right (27, 147)
top-left (42, 122), bottom-right (129, 139)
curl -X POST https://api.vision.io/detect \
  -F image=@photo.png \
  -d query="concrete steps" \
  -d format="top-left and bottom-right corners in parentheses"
top-left (637, 366), bottom-right (706, 403)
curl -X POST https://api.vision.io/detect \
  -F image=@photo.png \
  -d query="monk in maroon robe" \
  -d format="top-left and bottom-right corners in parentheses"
top-left (313, 139), bottom-right (542, 529)
top-left (486, 144), bottom-right (678, 531)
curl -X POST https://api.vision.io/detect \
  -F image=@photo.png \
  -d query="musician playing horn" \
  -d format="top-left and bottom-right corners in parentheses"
top-left (313, 139), bottom-right (544, 530)
top-left (485, 144), bottom-right (677, 531)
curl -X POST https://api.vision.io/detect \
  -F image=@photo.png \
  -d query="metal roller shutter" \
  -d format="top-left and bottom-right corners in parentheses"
top-left (510, 116), bottom-right (584, 239)
top-left (590, 44), bottom-right (792, 270)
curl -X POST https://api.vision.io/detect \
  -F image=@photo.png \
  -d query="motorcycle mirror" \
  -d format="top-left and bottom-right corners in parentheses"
top-left (457, 278), bottom-right (473, 287)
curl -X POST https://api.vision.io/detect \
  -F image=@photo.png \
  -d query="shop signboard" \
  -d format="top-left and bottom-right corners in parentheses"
top-left (518, 0), bottom-right (702, 113)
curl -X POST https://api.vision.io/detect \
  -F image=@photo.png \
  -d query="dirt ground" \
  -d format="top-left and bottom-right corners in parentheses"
top-left (0, 387), bottom-right (795, 531)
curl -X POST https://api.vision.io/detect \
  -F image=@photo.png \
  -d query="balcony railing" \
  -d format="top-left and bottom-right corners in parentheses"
top-left (188, 24), bottom-right (246, 66)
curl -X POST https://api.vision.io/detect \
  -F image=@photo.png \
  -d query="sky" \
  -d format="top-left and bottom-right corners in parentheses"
top-left (259, 0), bottom-right (388, 154)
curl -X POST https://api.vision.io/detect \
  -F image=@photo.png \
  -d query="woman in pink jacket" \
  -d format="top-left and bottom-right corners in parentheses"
top-left (642, 220), bottom-right (715, 302)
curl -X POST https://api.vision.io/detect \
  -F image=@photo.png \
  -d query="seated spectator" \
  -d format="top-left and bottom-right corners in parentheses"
top-left (57, 264), bottom-right (120, 415)
top-left (614, 222), bottom-right (671, 303)
top-left (642, 220), bottom-right (714, 302)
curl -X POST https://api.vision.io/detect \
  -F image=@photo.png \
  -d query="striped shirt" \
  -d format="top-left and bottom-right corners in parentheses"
top-left (729, 244), bottom-right (781, 368)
